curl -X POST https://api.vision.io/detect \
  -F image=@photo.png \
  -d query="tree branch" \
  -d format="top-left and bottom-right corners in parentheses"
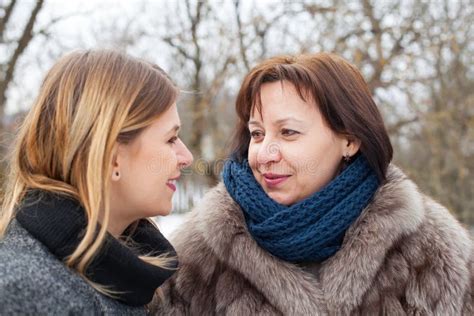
top-left (0, 0), bottom-right (44, 113)
top-left (0, 0), bottom-right (16, 41)
top-left (233, 0), bottom-right (250, 71)
top-left (162, 36), bottom-right (194, 61)
top-left (387, 117), bottom-right (419, 135)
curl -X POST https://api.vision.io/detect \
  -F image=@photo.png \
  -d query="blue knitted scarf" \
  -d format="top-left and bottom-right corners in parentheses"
top-left (222, 155), bottom-right (380, 263)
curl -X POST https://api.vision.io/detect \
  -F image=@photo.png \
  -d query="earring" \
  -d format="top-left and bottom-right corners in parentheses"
top-left (344, 153), bottom-right (351, 162)
top-left (115, 171), bottom-right (119, 176)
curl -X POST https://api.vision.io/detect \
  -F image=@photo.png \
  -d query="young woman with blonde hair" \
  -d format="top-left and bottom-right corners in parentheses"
top-left (0, 50), bottom-right (193, 314)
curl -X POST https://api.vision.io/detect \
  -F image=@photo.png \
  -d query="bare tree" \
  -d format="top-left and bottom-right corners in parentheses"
top-left (156, 0), bottom-right (240, 182)
top-left (2, 0), bottom-right (471, 221)
top-left (0, 0), bottom-right (45, 123)
top-left (397, 0), bottom-right (474, 224)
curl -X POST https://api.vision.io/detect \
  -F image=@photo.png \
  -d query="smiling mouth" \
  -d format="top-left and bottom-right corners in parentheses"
top-left (166, 179), bottom-right (177, 192)
top-left (262, 173), bottom-right (291, 188)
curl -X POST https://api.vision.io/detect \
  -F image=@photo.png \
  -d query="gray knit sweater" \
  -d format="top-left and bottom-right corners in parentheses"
top-left (0, 220), bottom-right (146, 315)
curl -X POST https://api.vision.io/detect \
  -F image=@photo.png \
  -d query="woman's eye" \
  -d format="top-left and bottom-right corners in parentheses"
top-left (168, 136), bottom-right (178, 144)
top-left (250, 130), bottom-right (264, 140)
top-left (281, 129), bottom-right (299, 136)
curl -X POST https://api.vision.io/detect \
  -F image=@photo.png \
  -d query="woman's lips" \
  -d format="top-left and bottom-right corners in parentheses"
top-left (262, 173), bottom-right (290, 188)
top-left (166, 180), bottom-right (177, 192)
top-left (166, 183), bottom-right (176, 192)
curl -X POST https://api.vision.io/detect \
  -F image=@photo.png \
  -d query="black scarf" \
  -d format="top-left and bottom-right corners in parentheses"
top-left (15, 189), bottom-right (178, 306)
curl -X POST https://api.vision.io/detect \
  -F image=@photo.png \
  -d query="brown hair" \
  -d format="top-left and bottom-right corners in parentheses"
top-left (231, 53), bottom-right (393, 181)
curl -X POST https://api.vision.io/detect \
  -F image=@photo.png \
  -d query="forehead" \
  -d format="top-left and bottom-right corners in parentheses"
top-left (250, 81), bottom-right (317, 121)
top-left (147, 103), bottom-right (180, 130)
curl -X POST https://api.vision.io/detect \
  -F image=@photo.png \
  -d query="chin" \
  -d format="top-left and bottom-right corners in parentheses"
top-left (147, 203), bottom-right (172, 217)
top-left (267, 191), bottom-right (295, 206)
top-left (157, 206), bottom-right (172, 217)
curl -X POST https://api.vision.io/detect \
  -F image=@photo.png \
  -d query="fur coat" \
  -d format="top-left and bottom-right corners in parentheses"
top-left (156, 165), bottom-right (473, 315)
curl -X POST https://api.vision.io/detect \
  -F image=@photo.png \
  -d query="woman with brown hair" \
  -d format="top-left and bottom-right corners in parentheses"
top-left (0, 50), bottom-right (193, 314)
top-left (158, 53), bottom-right (473, 315)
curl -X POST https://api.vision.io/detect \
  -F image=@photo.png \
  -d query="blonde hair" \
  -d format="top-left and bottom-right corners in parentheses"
top-left (0, 49), bottom-right (177, 295)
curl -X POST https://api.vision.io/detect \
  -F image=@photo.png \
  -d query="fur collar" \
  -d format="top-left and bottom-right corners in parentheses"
top-left (174, 164), bottom-right (471, 314)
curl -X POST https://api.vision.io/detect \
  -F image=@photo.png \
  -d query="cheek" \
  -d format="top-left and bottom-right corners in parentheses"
top-left (281, 138), bottom-right (337, 180)
top-left (278, 143), bottom-right (311, 172)
top-left (162, 149), bottom-right (178, 172)
top-left (247, 143), bottom-right (259, 169)
top-left (296, 144), bottom-right (342, 186)
top-left (151, 147), bottom-right (178, 177)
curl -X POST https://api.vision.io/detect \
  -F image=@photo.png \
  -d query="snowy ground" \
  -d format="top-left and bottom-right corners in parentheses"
top-left (153, 213), bottom-right (187, 239)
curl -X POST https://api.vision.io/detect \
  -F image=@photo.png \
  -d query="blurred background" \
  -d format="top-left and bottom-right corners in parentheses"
top-left (1, 0), bottom-right (473, 235)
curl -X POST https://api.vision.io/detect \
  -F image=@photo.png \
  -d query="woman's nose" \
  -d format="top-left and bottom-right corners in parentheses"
top-left (257, 140), bottom-right (281, 165)
top-left (177, 140), bottom-right (193, 169)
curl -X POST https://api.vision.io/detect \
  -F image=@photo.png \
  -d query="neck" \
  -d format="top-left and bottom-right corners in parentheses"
top-left (101, 210), bottom-right (137, 238)
top-left (106, 219), bottom-right (130, 238)
top-left (105, 196), bottom-right (138, 237)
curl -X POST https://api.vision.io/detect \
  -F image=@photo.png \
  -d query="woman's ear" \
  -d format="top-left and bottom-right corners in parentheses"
top-left (111, 143), bottom-right (121, 181)
top-left (343, 136), bottom-right (361, 158)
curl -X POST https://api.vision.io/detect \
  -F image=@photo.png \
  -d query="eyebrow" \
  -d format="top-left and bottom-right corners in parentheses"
top-left (248, 117), bottom-right (305, 127)
top-left (168, 125), bottom-right (181, 133)
top-left (248, 120), bottom-right (262, 127)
